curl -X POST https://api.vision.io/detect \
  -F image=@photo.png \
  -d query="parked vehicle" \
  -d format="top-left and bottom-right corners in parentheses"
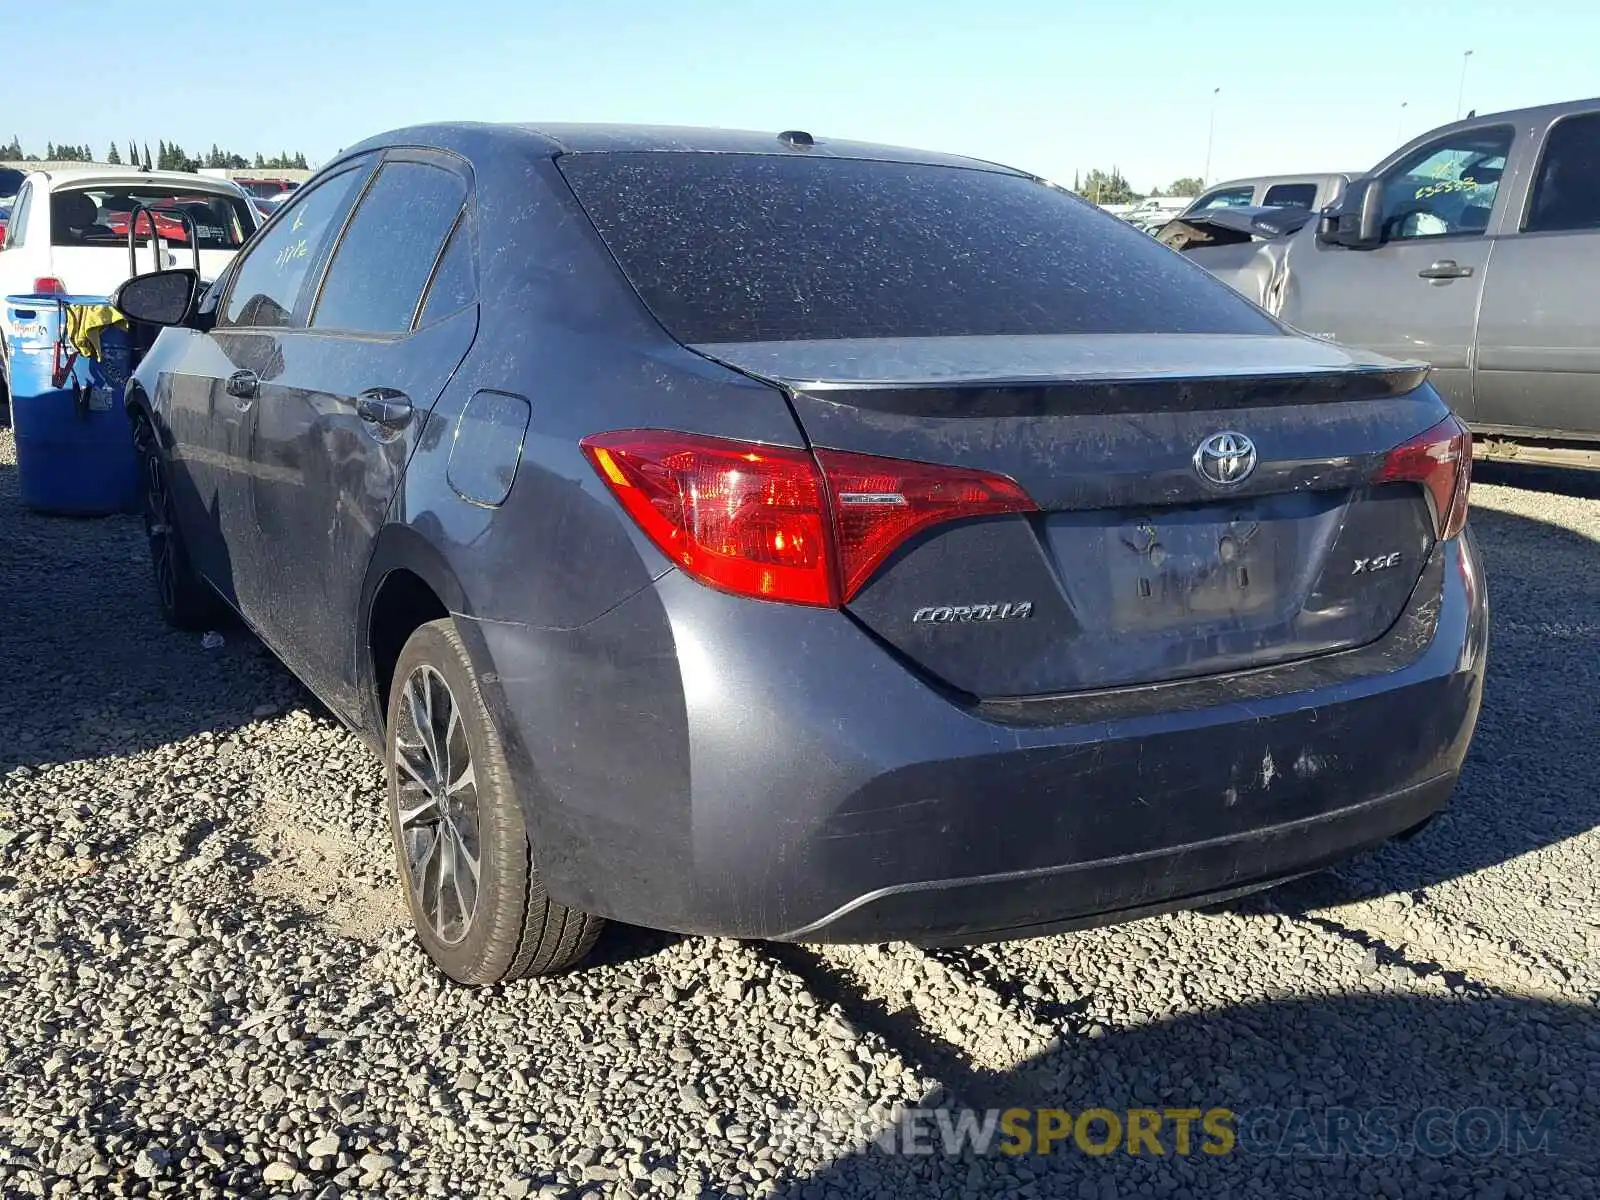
top-left (0, 167), bottom-right (257, 402)
top-left (1186, 99), bottom-right (1600, 466)
top-left (233, 177), bottom-right (300, 200)
top-left (0, 169), bottom-right (255, 293)
top-left (1154, 206), bottom-right (1322, 307)
top-left (1183, 173), bottom-right (1352, 217)
top-left (0, 167), bottom-right (24, 240)
top-left (1122, 195), bottom-right (1193, 232)
top-left (114, 123), bottom-right (1486, 983)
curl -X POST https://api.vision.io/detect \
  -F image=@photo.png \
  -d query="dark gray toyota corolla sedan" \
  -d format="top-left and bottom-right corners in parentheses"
top-left (113, 123), bottom-right (1487, 983)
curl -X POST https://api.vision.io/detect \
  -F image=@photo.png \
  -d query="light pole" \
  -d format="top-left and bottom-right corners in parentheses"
top-left (1203, 87), bottom-right (1221, 185)
top-left (1456, 50), bottom-right (1474, 119)
top-left (1396, 100), bottom-right (1409, 143)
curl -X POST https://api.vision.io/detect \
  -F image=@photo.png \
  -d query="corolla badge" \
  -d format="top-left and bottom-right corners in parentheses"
top-left (1193, 431), bottom-right (1258, 489)
top-left (912, 602), bottom-right (1033, 624)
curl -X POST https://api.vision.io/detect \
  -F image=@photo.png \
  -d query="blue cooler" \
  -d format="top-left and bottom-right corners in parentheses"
top-left (4, 293), bottom-right (140, 516)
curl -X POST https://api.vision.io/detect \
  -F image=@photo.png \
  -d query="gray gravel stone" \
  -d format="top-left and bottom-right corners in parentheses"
top-left (262, 1160), bottom-right (299, 1183)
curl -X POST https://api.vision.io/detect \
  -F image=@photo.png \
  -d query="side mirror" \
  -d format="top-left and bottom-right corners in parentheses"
top-left (1316, 178), bottom-right (1385, 250)
top-left (112, 268), bottom-right (199, 328)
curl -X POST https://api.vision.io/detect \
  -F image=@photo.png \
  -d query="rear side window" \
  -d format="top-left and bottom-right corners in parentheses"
top-left (1191, 186), bottom-right (1254, 212)
top-left (4, 182), bottom-right (30, 249)
top-left (1524, 112), bottom-right (1600, 233)
top-left (224, 165), bottom-right (369, 329)
top-left (312, 161), bottom-right (466, 335)
top-left (417, 212), bottom-right (476, 327)
top-left (1262, 182), bottom-right (1318, 210)
top-left (559, 153), bottom-right (1277, 343)
top-left (50, 186), bottom-right (253, 250)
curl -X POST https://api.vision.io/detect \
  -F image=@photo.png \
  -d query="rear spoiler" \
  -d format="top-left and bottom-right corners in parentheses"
top-left (692, 333), bottom-right (1431, 417)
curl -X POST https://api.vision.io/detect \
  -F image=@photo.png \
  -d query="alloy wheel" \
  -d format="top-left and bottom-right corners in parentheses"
top-left (393, 664), bottom-right (482, 945)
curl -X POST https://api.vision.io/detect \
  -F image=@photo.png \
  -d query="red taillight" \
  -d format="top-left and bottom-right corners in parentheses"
top-left (1374, 415), bottom-right (1471, 539)
top-left (582, 431), bottom-right (835, 605)
top-left (813, 448), bottom-right (1037, 600)
top-left (32, 277), bottom-right (66, 295)
top-left (581, 431), bottom-right (1037, 606)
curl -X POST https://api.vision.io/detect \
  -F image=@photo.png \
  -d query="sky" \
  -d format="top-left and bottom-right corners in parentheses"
top-left (3, 0), bottom-right (1597, 191)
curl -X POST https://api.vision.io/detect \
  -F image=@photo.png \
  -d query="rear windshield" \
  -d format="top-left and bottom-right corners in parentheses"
top-left (51, 185), bottom-right (253, 250)
top-left (558, 152), bottom-right (1277, 343)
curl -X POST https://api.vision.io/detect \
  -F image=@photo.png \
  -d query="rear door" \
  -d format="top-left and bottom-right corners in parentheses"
top-left (1473, 109), bottom-right (1600, 438)
top-left (1278, 124), bottom-right (1515, 419)
top-left (562, 152), bottom-right (1450, 698)
top-left (240, 152), bottom-right (477, 717)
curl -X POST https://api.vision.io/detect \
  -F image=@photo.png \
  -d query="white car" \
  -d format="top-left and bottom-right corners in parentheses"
top-left (0, 166), bottom-right (257, 394)
top-left (0, 167), bottom-right (256, 299)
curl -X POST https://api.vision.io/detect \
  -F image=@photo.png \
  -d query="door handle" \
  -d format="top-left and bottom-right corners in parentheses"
top-left (225, 369), bottom-right (258, 403)
top-left (355, 389), bottom-right (413, 430)
top-left (1418, 260), bottom-right (1474, 280)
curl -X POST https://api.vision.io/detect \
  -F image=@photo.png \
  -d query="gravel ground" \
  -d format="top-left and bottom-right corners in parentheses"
top-left (1, 426), bottom-right (1597, 1200)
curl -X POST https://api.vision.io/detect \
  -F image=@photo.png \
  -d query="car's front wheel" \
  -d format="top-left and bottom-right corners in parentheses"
top-left (385, 618), bottom-right (604, 982)
top-left (132, 412), bottom-right (223, 631)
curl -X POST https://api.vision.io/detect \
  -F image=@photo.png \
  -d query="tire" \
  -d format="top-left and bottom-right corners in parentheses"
top-left (1, 343), bottom-right (12, 427)
top-left (132, 413), bottom-right (224, 631)
top-left (385, 618), bottom-right (604, 983)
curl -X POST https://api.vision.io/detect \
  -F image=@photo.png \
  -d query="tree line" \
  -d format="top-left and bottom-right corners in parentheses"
top-left (1071, 168), bottom-right (1206, 205)
top-left (0, 136), bottom-right (308, 172)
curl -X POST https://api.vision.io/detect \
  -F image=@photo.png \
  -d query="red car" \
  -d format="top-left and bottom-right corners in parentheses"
top-left (103, 198), bottom-right (232, 245)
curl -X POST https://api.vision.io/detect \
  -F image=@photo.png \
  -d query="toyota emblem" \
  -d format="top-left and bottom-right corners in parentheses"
top-left (1193, 431), bottom-right (1258, 489)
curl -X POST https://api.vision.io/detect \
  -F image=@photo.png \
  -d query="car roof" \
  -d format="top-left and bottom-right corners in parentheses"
top-left (1452, 95), bottom-right (1600, 126)
top-left (31, 166), bottom-right (248, 195)
top-left (341, 122), bottom-right (1026, 174)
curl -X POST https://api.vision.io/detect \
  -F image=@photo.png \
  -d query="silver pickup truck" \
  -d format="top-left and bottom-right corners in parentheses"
top-left (1184, 98), bottom-right (1600, 467)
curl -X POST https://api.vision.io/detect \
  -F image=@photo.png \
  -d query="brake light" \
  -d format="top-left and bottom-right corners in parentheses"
top-left (1374, 415), bottom-right (1471, 539)
top-left (32, 277), bottom-right (65, 295)
top-left (583, 431), bottom-right (835, 605)
top-left (814, 448), bottom-right (1037, 600)
top-left (581, 431), bottom-right (1037, 606)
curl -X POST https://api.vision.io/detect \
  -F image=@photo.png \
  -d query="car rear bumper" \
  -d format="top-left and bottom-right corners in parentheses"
top-left (462, 531), bottom-right (1486, 944)
top-left (786, 771), bottom-right (1454, 943)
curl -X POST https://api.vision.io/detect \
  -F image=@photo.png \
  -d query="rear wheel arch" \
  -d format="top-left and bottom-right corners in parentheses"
top-left (360, 525), bottom-right (469, 736)
top-left (124, 380), bottom-right (151, 422)
top-left (124, 383), bottom-right (168, 450)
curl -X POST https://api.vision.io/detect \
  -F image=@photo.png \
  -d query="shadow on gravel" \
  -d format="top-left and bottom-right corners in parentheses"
top-left (583, 922), bottom-right (686, 969)
top-left (758, 988), bottom-right (1598, 1199)
top-left (0, 457), bottom-right (307, 773)
top-left (1232, 501), bottom-right (1600, 915)
top-left (1474, 461), bottom-right (1600, 500)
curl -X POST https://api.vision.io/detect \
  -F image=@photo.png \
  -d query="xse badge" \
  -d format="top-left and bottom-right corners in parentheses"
top-left (1352, 552), bottom-right (1403, 574)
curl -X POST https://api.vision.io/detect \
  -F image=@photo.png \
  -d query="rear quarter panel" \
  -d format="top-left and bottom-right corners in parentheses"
top-left (387, 151), bottom-right (808, 634)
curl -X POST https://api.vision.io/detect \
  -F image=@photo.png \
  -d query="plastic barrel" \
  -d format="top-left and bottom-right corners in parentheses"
top-left (3, 293), bottom-right (140, 516)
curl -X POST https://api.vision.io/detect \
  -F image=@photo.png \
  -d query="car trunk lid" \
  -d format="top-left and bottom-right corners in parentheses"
top-left (694, 332), bottom-right (1444, 698)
